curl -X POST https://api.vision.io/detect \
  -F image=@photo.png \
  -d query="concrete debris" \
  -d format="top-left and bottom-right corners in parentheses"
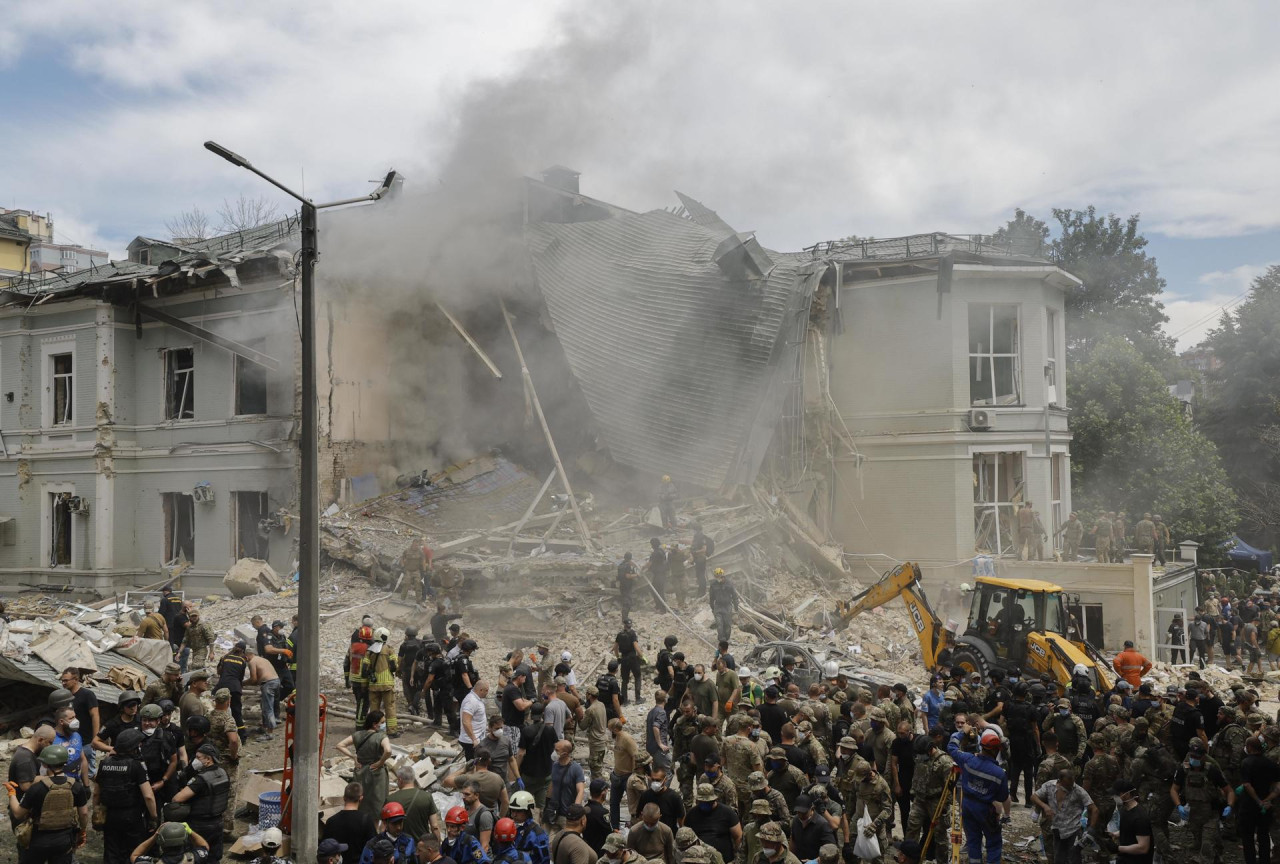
top-left (224, 558), bottom-right (285, 598)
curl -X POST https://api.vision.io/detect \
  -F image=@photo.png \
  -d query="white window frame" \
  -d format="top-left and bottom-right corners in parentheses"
top-left (968, 303), bottom-right (1022, 406)
top-left (42, 483), bottom-right (75, 569)
top-left (40, 338), bottom-right (76, 429)
top-left (1050, 452), bottom-right (1065, 544)
top-left (161, 491), bottom-right (196, 565)
top-left (973, 451), bottom-right (1026, 555)
top-left (1046, 308), bottom-right (1059, 405)
top-left (163, 347), bottom-right (195, 421)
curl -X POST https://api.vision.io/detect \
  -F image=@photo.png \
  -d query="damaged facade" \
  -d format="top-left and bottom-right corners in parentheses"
top-left (0, 224), bottom-right (300, 592)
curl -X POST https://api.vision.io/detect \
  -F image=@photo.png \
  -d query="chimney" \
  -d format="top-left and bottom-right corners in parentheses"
top-left (540, 165), bottom-right (581, 194)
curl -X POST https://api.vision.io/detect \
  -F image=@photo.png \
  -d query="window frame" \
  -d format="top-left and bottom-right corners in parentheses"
top-left (972, 451), bottom-right (1026, 555)
top-left (163, 347), bottom-right (196, 421)
top-left (968, 303), bottom-right (1022, 406)
top-left (41, 340), bottom-right (76, 429)
top-left (161, 491), bottom-right (196, 565)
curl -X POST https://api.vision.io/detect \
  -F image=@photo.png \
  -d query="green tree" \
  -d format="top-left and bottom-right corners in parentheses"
top-left (1201, 264), bottom-right (1280, 548)
top-left (1069, 337), bottom-right (1237, 555)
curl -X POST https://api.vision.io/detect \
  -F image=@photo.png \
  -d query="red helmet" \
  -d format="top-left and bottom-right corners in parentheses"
top-left (494, 818), bottom-right (518, 842)
top-left (445, 805), bottom-right (469, 826)
top-left (381, 802), bottom-right (406, 821)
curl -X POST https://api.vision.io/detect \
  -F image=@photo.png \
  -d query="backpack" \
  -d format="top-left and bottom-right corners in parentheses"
top-left (34, 776), bottom-right (78, 832)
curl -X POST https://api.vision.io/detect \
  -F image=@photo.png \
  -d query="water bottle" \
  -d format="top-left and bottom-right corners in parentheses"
top-left (1107, 808), bottom-right (1120, 834)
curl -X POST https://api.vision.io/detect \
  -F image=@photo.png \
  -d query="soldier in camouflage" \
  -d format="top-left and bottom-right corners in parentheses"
top-left (739, 798), bottom-right (777, 864)
top-left (746, 771), bottom-right (789, 827)
top-left (904, 735), bottom-right (952, 864)
top-left (724, 715), bottom-right (765, 821)
top-left (850, 761), bottom-right (894, 864)
top-left (795, 721), bottom-right (827, 774)
top-left (1170, 738), bottom-right (1234, 864)
top-left (752, 822), bottom-right (798, 864)
top-left (764, 748), bottom-right (808, 811)
top-left (1209, 705), bottom-right (1248, 788)
top-left (1081, 733), bottom-right (1120, 831)
top-left (866, 708), bottom-right (895, 776)
top-left (1124, 719), bottom-right (1175, 860)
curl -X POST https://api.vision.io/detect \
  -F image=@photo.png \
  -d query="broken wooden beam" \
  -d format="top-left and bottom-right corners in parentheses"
top-left (436, 301), bottom-right (503, 379)
top-left (507, 470), bottom-right (556, 556)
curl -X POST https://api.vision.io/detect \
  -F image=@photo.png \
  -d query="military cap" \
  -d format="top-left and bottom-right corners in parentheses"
top-left (682, 846), bottom-right (710, 863)
top-left (140, 703), bottom-right (164, 720)
top-left (1219, 706), bottom-right (1238, 721)
top-left (585, 684), bottom-right (599, 696)
top-left (830, 690), bottom-right (848, 704)
top-left (1056, 697), bottom-right (1071, 709)
top-left (749, 771), bottom-right (767, 790)
top-left (1088, 733), bottom-right (1107, 749)
top-left (768, 747), bottom-right (787, 760)
top-left (868, 707), bottom-right (887, 722)
top-left (750, 798), bottom-right (774, 816)
top-left (1247, 713), bottom-right (1267, 728)
top-left (944, 688), bottom-right (961, 700)
top-left (164, 663), bottom-right (182, 676)
top-left (797, 720), bottom-right (813, 734)
top-left (757, 822), bottom-right (786, 843)
top-left (214, 687), bottom-right (231, 701)
top-left (676, 827), bottom-right (700, 848)
top-left (852, 761), bottom-right (871, 777)
top-left (187, 669), bottom-right (210, 681)
top-left (838, 736), bottom-right (858, 750)
top-left (1188, 737), bottom-right (1207, 753)
top-left (1132, 717), bottom-right (1149, 732)
top-left (794, 704), bottom-right (816, 721)
top-left (695, 782), bottom-right (719, 802)
top-left (196, 742), bottom-right (221, 762)
top-left (603, 834), bottom-right (627, 853)
top-left (818, 845), bottom-right (840, 864)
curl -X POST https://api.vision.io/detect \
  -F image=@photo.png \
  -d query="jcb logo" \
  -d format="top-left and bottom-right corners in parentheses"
top-left (910, 606), bottom-right (925, 633)
top-left (1031, 643), bottom-right (1047, 658)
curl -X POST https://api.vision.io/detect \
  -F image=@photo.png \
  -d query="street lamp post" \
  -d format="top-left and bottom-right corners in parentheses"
top-left (203, 142), bottom-right (395, 861)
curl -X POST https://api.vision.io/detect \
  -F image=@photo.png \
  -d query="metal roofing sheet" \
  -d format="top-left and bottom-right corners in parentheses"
top-left (0, 644), bottom-right (155, 706)
top-left (527, 208), bottom-right (817, 490)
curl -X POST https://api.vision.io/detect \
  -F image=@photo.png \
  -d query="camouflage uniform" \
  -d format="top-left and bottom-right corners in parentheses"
top-left (796, 721), bottom-right (827, 772)
top-left (905, 747), bottom-right (953, 863)
top-left (1081, 734), bottom-right (1120, 829)
top-left (1144, 702), bottom-right (1175, 749)
top-left (209, 706), bottom-right (240, 834)
top-left (866, 710), bottom-right (894, 775)
top-left (767, 748), bottom-right (810, 810)
top-left (1127, 737), bottom-right (1175, 860)
top-left (723, 733), bottom-right (764, 820)
top-left (1176, 753), bottom-right (1225, 864)
top-left (852, 766), bottom-right (894, 864)
top-left (748, 823), bottom-right (798, 864)
top-left (1208, 714), bottom-right (1247, 788)
top-left (1093, 516), bottom-right (1113, 562)
top-left (701, 771), bottom-right (739, 812)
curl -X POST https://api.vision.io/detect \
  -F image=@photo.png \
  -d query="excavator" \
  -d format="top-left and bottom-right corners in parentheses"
top-left (835, 562), bottom-right (1114, 692)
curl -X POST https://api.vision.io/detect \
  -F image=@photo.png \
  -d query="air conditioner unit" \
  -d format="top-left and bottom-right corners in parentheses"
top-left (193, 482), bottom-right (215, 504)
top-left (67, 496), bottom-right (89, 515)
top-left (968, 409), bottom-right (993, 430)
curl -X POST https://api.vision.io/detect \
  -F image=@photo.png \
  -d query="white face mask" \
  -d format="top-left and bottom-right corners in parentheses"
top-left (694, 674), bottom-right (704, 682)
top-left (650, 781), bottom-right (664, 792)
top-left (191, 758), bottom-right (204, 771)
top-left (379, 722), bottom-right (388, 733)
top-left (142, 727), bottom-right (156, 736)
top-left (68, 720), bottom-right (80, 732)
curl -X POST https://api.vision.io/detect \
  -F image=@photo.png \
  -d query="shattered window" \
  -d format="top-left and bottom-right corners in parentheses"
top-left (49, 493), bottom-right (71, 567)
top-left (164, 348), bottom-right (195, 420)
top-left (233, 491), bottom-right (269, 559)
top-left (235, 351), bottom-right (268, 416)
top-left (162, 492), bottom-right (195, 564)
top-left (968, 304), bottom-right (1020, 406)
top-left (972, 452), bottom-right (1024, 555)
top-left (51, 353), bottom-right (73, 425)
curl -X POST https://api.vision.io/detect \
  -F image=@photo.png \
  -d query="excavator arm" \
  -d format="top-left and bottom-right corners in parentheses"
top-left (835, 562), bottom-right (950, 668)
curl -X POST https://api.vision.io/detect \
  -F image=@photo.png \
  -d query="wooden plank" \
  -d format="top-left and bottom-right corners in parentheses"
top-left (436, 302), bottom-right (503, 379)
top-left (507, 470), bottom-right (556, 556)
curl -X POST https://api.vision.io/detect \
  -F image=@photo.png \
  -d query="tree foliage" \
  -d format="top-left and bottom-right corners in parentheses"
top-left (1069, 337), bottom-right (1237, 552)
top-left (1200, 264), bottom-right (1280, 547)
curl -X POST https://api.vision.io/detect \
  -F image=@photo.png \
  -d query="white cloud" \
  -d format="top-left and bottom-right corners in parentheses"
top-left (4, 2), bottom-right (1280, 259)
top-left (1162, 263), bottom-right (1277, 350)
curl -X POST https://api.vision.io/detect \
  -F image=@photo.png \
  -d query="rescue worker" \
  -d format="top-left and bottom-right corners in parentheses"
top-left (442, 805), bottom-right (489, 864)
top-left (690, 525), bottom-right (713, 598)
top-left (6, 743), bottom-right (89, 864)
top-left (138, 703), bottom-right (179, 810)
top-left (947, 724), bottom-right (1011, 864)
top-left (181, 609), bottom-right (217, 671)
top-left (1153, 516), bottom-right (1171, 566)
top-left (614, 619), bottom-right (643, 706)
top-left (1209, 705), bottom-right (1248, 788)
top-left (491, 817), bottom-right (530, 864)
top-left (905, 735), bottom-right (953, 864)
top-left (508, 790), bottom-right (550, 864)
top-left (130, 820), bottom-right (212, 864)
top-left (347, 617), bottom-right (375, 726)
top-left (1133, 514), bottom-right (1156, 556)
top-left (618, 553), bottom-right (640, 622)
top-left (1093, 513), bottom-right (1113, 563)
top-left (668, 542), bottom-right (689, 608)
top-left (214, 643), bottom-right (248, 735)
top-left (206, 689), bottom-right (241, 837)
top-left (362, 628), bottom-right (400, 737)
top-left (1042, 699), bottom-right (1086, 763)
top-left (399, 626), bottom-right (424, 716)
top-left (144, 664), bottom-right (184, 708)
top-left (94, 727), bottom-right (157, 864)
top-left (264, 619), bottom-right (295, 704)
top-left (850, 760), bottom-right (893, 864)
top-left (419, 641), bottom-right (450, 727)
top-left (657, 475), bottom-right (678, 530)
top-left (1056, 513), bottom-right (1084, 561)
top-left (1081, 733), bottom-right (1120, 832)
top-left (1112, 642), bottom-right (1151, 689)
top-left (1170, 738), bottom-right (1234, 864)
top-left (755, 821), bottom-right (798, 864)
top-left (645, 538), bottom-right (670, 610)
top-left (708, 569), bottom-right (739, 646)
top-left (360, 802), bottom-right (416, 864)
top-left (168, 742), bottom-right (230, 864)
top-left (400, 538), bottom-right (429, 603)
top-left (741, 798), bottom-right (776, 864)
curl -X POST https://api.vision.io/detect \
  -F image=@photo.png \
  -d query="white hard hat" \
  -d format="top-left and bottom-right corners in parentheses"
top-left (1073, 664), bottom-right (1089, 677)
top-left (737, 666), bottom-right (751, 678)
top-left (262, 827), bottom-right (283, 849)
top-left (374, 627), bottom-right (391, 642)
top-left (822, 661), bottom-right (840, 679)
top-left (561, 650), bottom-right (572, 662)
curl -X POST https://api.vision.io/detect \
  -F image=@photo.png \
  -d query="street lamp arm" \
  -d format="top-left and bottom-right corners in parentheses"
top-left (204, 140), bottom-right (311, 205)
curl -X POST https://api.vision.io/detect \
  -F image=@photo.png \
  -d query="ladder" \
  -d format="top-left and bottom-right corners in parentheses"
top-left (279, 691), bottom-right (328, 833)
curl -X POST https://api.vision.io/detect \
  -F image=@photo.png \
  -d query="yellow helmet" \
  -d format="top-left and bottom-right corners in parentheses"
top-left (713, 568), bottom-right (725, 576)
top-left (662, 475), bottom-right (672, 483)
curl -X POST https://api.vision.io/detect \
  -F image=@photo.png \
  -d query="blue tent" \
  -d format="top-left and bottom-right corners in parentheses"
top-left (1222, 535), bottom-right (1274, 573)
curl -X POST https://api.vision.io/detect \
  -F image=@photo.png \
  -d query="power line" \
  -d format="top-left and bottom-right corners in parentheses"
top-left (1170, 289), bottom-right (1250, 341)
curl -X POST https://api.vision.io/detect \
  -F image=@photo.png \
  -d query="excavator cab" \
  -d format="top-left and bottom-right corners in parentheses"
top-left (964, 580), bottom-right (1069, 668)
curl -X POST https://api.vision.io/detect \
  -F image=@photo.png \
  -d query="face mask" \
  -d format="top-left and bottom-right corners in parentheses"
top-left (379, 723), bottom-right (388, 732)
top-left (650, 782), bottom-right (664, 792)
top-left (642, 822), bottom-right (658, 831)
top-left (767, 761), bottom-right (781, 772)
top-left (1189, 758), bottom-right (1202, 768)
top-left (1059, 709), bottom-right (1070, 716)
top-left (142, 727), bottom-right (156, 736)
top-left (68, 720), bottom-right (80, 732)
top-left (764, 849), bottom-right (780, 859)
top-left (795, 733), bottom-right (806, 743)
top-left (698, 802), bottom-right (713, 812)
top-left (694, 674), bottom-right (704, 682)
top-left (705, 770), bottom-right (719, 781)
top-left (750, 730), bottom-right (760, 740)
top-left (191, 758), bottom-right (204, 771)
top-left (870, 721), bottom-right (882, 731)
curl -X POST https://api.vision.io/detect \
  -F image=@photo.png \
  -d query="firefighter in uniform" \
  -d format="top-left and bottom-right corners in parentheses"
top-left (347, 619), bottom-right (374, 726)
top-left (851, 761), bottom-right (894, 864)
top-left (1170, 738), bottom-right (1234, 864)
top-left (94, 727), bottom-right (158, 864)
top-left (905, 736), bottom-right (952, 863)
top-left (168, 742), bottom-right (231, 864)
top-left (7, 743), bottom-right (89, 864)
top-left (361, 627), bottom-right (400, 737)
top-left (214, 644), bottom-right (248, 736)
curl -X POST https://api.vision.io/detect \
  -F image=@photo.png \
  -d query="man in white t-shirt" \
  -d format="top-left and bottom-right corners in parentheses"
top-left (460, 680), bottom-right (489, 759)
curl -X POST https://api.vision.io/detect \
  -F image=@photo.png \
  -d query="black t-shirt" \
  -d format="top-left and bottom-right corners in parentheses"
top-left (1240, 754), bottom-right (1280, 811)
top-left (984, 686), bottom-right (1011, 718)
top-left (637, 787), bottom-right (685, 831)
top-left (255, 625), bottom-right (271, 657)
top-left (8, 747), bottom-right (37, 786)
top-left (96, 716), bottom-right (140, 746)
top-left (502, 684), bottom-right (527, 727)
top-left (890, 735), bottom-right (916, 789)
top-left (759, 703), bottom-right (788, 744)
top-left (584, 800), bottom-right (611, 854)
top-left (783, 743), bottom-right (811, 777)
top-left (1199, 697), bottom-right (1224, 739)
top-left (1219, 618), bottom-right (1237, 641)
top-left (686, 803), bottom-right (739, 862)
top-left (69, 687), bottom-right (98, 739)
top-left (648, 548), bottom-right (669, 577)
top-left (324, 809), bottom-right (377, 864)
top-left (1116, 805), bottom-right (1154, 864)
top-left (430, 612), bottom-right (461, 643)
top-left (19, 776), bottom-right (89, 844)
top-left (616, 631), bottom-right (639, 657)
top-left (1168, 703), bottom-right (1203, 758)
top-left (519, 723), bottom-right (557, 780)
top-left (1004, 701), bottom-right (1037, 744)
top-left (790, 813), bottom-right (836, 860)
top-left (427, 658), bottom-right (450, 690)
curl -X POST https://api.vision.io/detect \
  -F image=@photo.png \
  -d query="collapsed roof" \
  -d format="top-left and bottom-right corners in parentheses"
top-left (526, 193), bottom-right (823, 490)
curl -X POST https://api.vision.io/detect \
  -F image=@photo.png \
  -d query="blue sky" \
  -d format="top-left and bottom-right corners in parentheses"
top-left (3, 1), bottom-right (1277, 350)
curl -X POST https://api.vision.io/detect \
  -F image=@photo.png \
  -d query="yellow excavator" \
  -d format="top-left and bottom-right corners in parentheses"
top-left (835, 562), bottom-right (1114, 692)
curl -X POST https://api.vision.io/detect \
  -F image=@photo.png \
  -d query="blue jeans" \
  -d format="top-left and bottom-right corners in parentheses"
top-left (961, 800), bottom-right (1001, 864)
top-left (260, 679), bottom-right (282, 729)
